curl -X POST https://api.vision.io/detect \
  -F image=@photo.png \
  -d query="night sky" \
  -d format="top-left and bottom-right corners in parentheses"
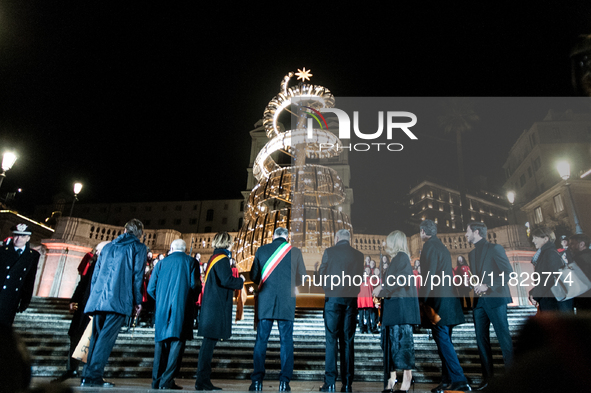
top-left (1, 3), bottom-right (590, 233)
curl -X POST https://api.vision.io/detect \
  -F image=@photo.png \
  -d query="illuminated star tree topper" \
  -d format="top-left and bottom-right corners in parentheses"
top-left (295, 67), bottom-right (313, 82)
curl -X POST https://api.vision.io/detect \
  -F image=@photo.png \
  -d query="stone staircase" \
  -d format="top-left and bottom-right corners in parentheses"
top-left (14, 297), bottom-right (536, 384)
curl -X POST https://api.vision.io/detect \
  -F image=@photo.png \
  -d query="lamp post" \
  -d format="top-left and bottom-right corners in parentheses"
top-left (506, 190), bottom-right (518, 224)
top-left (556, 161), bottom-right (583, 234)
top-left (69, 182), bottom-right (83, 217)
top-left (0, 152), bottom-right (17, 190)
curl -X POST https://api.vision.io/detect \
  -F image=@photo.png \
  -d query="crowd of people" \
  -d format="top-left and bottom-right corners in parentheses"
top-left (1, 218), bottom-right (591, 392)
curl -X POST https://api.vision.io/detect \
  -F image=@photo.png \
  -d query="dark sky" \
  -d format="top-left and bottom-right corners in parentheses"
top-left (1, 2), bottom-right (590, 232)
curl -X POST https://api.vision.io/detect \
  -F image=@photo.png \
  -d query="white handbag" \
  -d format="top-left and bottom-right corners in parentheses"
top-left (551, 262), bottom-right (591, 301)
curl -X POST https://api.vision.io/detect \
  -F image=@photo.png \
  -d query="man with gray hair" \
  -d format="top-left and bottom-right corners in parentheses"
top-left (82, 219), bottom-right (147, 388)
top-left (249, 227), bottom-right (306, 392)
top-left (318, 229), bottom-right (364, 392)
top-left (148, 239), bottom-right (200, 390)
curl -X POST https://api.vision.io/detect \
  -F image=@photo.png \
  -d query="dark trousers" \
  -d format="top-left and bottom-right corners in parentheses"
top-left (152, 338), bottom-right (186, 389)
top-left (196, 337), bottom-right (219, 387)
top-left (83, 312), bottom-right (126, 381)
top-left (473, 304), bottom-right (513, 379)
top-left (431, 325), bottom-right (467, 384)
top-left (252, 319), bottom-right (294, 383)
top-left (324, 299), bottom-right (357, 386)
top-left (539, 297), bottom-right (574, 313)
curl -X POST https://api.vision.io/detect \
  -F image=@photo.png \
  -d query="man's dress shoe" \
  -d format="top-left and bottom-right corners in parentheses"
top-left (341, 385), bottom-right (352, 392)
top-left (160, 383), bottom-right (183, 390)
top-left (80, 378), bottom-right (115, 388)
top-left (279, 381), bottom-right (291, 391)
top-left (319, 383), bottom-right (336, 392)
top-left (431, 382), bottom-right (451, 393)
top-left (249, 381), bottom-right (263, 391)
top-left (195, 383), bottom-right (222, 391)
top-left (474, 380), bottom-right (490, 391)
top-left (441, 381), bottom-right (471, 392)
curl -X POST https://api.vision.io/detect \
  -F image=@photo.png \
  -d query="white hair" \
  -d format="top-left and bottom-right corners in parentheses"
top-left (335, 229), bottom-right (351, 242)
top-left (170, 239), bottom-right (186, 252)
top-left (274, 227), bottom-right (289, 239)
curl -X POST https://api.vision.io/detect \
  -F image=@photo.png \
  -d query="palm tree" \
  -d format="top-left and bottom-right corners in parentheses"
top-left (438, 98), bottom-right (480, 231)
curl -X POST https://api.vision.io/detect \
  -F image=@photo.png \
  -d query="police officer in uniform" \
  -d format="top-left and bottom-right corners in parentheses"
top-left (0, 224), bottom-right (41, 327)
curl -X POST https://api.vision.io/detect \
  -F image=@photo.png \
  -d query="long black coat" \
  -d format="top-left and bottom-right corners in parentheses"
top-left (148, 251), bottom-right (200, 342)
top-left (198, 249), bottom-right (243, 340)
top-left (319, 240), bottom-right (364, 301)
top-left (468, 240), bottom-right (513, 309)
top-left (381, 252), bottom-right (420, 326)
top-left (250, 238), bottom-right (307, 321)
top-left (529, 242), bottom-right (564, 300)
top-left (419, 236), bottom-right (465, 326)
top-left (0, 242), bottom-right (40, 326)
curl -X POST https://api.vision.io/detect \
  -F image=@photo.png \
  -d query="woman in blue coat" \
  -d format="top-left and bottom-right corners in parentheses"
top-left (195, 232), bottom-right (244, 390)
top-left (374, 230), bottom-right (420, 393)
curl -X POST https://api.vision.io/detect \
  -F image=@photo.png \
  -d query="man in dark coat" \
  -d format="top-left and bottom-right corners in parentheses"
top-left (51, 241), bottom-right (110, 383)
top-left (148, 239), bottom-right (200, 390)
top-left (318, 229), bottom-right (364, 393)
top-left (81, 219), bottom-right (147, 388)
top-left (419, 220), bottom-right (470, 393)
top-left (0, 223), bottom-right (40, 327)
top-left (249, 227), bottom-right (307, 392)
top-left (466, 222), bottom-right (514, 391)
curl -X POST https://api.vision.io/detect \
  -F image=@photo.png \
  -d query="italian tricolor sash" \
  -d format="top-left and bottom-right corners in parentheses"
top-left (203, 253), bottom-right (227, 287)
top-left (259, 242), bottom-right (291, 287)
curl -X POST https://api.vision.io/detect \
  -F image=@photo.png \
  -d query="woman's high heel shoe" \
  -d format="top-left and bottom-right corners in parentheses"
top-left (382, 378), bottom-right (397, 393)
top-left (394, 378), bottom-right (414, 393)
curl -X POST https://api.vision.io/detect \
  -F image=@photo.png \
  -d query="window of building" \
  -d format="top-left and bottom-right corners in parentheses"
top-left (206, 209), bottom-right (214, 221)
top-left (189, 218), bottom-right (197, 225)
top-left (520, 174), bottom-right (526, 187)
top-left (162, 206), bottom-right (167, 211)
top-left (158, 219), bottom-right (166, 225)
top-left (224, 204), bottom-right (228, 210)
top-left (144, 219), bottom-right (151, 226)
top-left (553, 194), bottom-right (564, 213)
top-left (534, 207), bottom-right (543, 224)
top-left (130, 206), bottom-right (137, 212)
top-left (240, 201), bottom-right (244, 211)
top-left (222, 217), bottom-right (228, 224)
top-left (173, 218), bottom-right (181, 225)
top-left (533, 156), bottom-right (541, 171)
top-left (238, 218), bottom-right (243, 229)
top-left (527, 167), bottom-right (533, 178)
top-left (204, 226), bottom-right (212, 232)
top-left (145, 206), bottom-right (152, 212)
top-left (193, 205), bottom-right (198, 210)
top-left (175, 205), bottom-right (182, 211)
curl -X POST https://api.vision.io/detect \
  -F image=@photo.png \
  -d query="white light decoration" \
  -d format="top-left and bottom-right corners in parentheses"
top-left (74, 182), bottom-right (83, 195)
top-left (507, 191), bottom-right (515, 204)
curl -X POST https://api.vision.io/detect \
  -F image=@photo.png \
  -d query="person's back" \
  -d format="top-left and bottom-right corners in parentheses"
top-left (85, 232), bottom-right (147, 316)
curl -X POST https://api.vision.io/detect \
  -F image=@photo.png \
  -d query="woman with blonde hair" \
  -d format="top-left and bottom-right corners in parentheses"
top-left (195, 232), bottom-right (245, 390)
top-left (374, 230), bottom-right (420, 392)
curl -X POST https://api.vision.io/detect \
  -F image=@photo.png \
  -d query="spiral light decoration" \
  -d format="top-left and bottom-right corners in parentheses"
top-left (235, 69), bottom-right (352, 271)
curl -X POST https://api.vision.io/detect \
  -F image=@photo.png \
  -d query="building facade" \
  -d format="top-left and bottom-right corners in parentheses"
top-left (408, 180), bottom-right (510, 233)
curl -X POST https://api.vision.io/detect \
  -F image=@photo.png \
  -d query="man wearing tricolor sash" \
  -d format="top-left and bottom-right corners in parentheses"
top-left (249, 227), bottom-right (306, 392)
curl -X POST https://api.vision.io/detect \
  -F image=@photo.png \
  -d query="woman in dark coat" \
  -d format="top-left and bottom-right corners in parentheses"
top-left (374, 230), bottom-right (420, 393)
top-left (195, 232), bottom-right (244, 390)
top-left (528, 226), bottom-right (574, 312)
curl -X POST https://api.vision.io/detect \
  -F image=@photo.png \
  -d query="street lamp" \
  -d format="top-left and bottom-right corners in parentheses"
top-left (556, 161), bottom-right (583, 234)
top-left (0, 152), bottom-right (17, 190)
top-left (506, 190), bottom-right (517, 224)
top-left (69, 182), bottom-right (83, 217)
